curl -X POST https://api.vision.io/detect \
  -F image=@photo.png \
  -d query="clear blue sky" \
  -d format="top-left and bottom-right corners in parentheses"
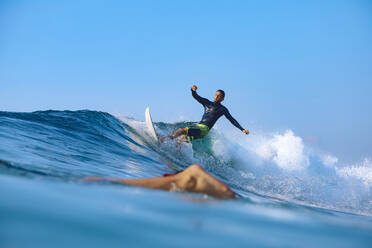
top-left (1, 0), bottom-right (371, 161)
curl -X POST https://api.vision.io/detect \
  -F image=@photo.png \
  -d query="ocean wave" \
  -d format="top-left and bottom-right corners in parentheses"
top-left (0, 110), bottom-right (371, 215)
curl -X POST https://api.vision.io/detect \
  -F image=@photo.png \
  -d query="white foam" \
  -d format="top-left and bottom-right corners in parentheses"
top-left (214, 128), bottom-right (372, 215)
top-left (320, 154), bottom-right (339, 167)
top-left (113, 114), bottom-right (372, 215)
top-left (253, 130), bottom-right (309, 171)
top-left (337, 158), bottom-right (372, 187)
top-left (211, 134), bottom-right (233, 161)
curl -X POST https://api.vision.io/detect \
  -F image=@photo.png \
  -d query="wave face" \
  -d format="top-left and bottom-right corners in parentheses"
top-left (1, 110), bottom-right (372, 247)
top-left (123, 115), bottom-right (372, 216)
top-left (0, 110), bottom-right (175, 179)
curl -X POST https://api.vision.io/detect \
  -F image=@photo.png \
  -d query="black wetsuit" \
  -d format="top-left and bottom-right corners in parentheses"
top-left (192, 90), bottom-right (244, 131)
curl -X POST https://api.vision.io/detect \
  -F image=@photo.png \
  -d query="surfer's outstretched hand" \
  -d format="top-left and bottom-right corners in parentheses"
top-left (243, 129), bottom-right (249, 135)
top-left (191, 85), bottom-right (197, 91)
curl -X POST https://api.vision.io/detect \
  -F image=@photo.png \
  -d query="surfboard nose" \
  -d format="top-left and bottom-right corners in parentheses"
top-left (145, 107), bottom-right (159, 143)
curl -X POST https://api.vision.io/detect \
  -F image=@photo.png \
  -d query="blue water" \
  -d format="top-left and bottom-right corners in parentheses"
top-left (1, 110), bottom-right (371, 247)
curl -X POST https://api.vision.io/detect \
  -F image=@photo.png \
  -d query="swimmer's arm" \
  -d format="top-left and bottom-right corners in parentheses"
top-left (224, 109), bottom-right (249, 135)
top-left (83, 177), bottom-right (174, 190)
top-left (83, 164), bottom-right (236, 199)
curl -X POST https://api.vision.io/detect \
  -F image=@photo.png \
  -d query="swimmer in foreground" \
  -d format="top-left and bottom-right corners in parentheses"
top-left (160, 85), bottom-right (249, 143)
top-left (84, 164), bottom-right (236, 199)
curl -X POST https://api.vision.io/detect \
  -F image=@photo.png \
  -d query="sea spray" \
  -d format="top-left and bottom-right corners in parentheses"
top-left (0, 110), bottom-right (371, 215)
top-left (119, 113), bottom-right (372, 215)
top-left (213, 128), bottom-right (372, 215)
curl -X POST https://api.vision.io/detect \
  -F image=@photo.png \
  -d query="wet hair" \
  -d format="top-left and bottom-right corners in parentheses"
top-left (216, 89), bottom-right (225, 98)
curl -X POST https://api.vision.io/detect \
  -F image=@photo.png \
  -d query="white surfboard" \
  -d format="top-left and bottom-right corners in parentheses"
top-left (145, 107), bottom-right (159, 143)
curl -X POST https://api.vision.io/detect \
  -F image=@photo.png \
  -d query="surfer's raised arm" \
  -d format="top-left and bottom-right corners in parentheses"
top-left (224, 108), bottom-right (249, 135)
top-left (191, 85), bottom-right (210, 106)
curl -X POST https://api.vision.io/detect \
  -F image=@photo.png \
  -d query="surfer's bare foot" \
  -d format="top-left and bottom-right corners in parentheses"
top-left (168, 128), bottom-right (187, 140)
top-left (83, 164), bottom-right (235, 199)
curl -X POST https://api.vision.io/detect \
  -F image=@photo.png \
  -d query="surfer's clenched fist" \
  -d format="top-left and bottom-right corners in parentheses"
top-left (191, 85), bottom-right (198, 92)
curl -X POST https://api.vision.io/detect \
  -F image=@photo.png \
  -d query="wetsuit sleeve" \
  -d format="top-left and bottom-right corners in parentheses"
top-left (224, 108), bottom-right (244, 131)
top-left (192, 90), bottom-right (210, 106)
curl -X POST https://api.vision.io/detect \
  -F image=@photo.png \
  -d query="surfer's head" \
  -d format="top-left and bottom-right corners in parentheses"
top-left (214, 90), bottom-right (225, 103)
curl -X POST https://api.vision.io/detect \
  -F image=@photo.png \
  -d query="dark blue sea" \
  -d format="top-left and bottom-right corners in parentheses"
top-left (1, 110), bottom-right (371, 247)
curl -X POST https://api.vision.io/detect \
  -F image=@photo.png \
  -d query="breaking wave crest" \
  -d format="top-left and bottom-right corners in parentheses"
top-left (0, 110), bottom-right (371, 216)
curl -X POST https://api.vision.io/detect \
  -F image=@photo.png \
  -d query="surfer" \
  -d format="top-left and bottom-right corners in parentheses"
top-left (85, 164), bottom-right (236, 199)
top-left (160, 85), bottom-right (249, 142)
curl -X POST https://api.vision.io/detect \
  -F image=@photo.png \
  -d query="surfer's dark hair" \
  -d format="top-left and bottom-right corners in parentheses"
top-left (217, 89), bottom-right (225, 98)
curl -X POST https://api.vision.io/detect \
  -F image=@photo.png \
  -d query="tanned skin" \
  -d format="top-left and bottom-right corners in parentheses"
top-left (84, 164), bottom-right (236, 199)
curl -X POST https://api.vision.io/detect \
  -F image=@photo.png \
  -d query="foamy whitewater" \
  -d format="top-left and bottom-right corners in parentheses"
top-left (209, 129), bottom-right (372, 215)
top-left (1, 110), bottom-right (371, 247)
